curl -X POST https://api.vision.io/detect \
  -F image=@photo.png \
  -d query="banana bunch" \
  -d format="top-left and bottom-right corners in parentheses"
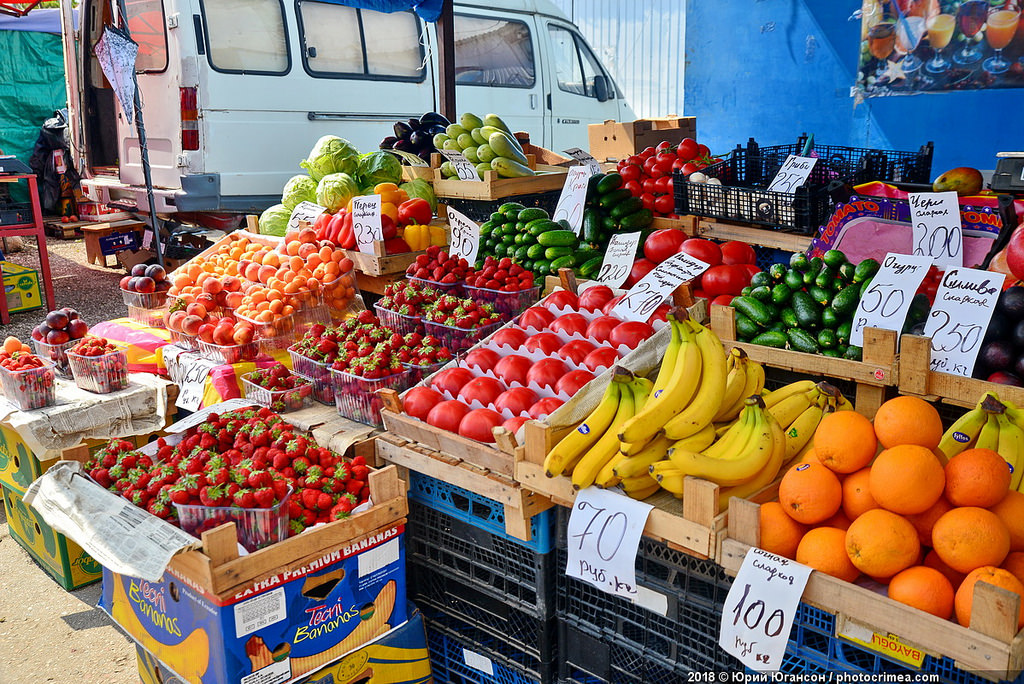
top-left (763, 380), bottom-right (846, 463)
top-left (938, 392), bottom-right (1024, 490)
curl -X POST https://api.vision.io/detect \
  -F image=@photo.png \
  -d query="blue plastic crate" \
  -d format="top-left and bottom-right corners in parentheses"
top-left (753, 245), bottom-right (792, 271)
top-left (407, 471), bottom-right (555, 553)
top-left (425, 615), bottom-right (556, 684)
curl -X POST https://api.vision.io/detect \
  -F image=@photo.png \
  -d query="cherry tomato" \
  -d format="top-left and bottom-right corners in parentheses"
top-left (458, 408), bottom-right (504, 443)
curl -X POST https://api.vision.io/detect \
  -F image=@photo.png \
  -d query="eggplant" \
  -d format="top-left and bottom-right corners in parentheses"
top-left (380, 135), bottom-right (399, 150)
top-left (393, 138), bottom-right (413, 152)
top-left (420, 111), bottom-right (449, 127)
top-left (408, 118), bottom-right (421, 130)
top-left (394, 121), bottom-right (413, 139)
top-left (409, 130), bottom-right (429, 148)
top-left (428, 123), bottom-right (447, 136)
top-left (417, 144), bottom-right (435, 159)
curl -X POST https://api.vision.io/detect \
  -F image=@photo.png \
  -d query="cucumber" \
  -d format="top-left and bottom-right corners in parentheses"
top-left (536, 230), bottom-right (578, 247)
top-left (527, 219), bottom-right (562, 236)
top-left (831, 284), bottom-right (861, 315)
top-left (749, 271), bottom-right (772, 289)
top-left (836, 344), bottom-right (849, 357)
top-left (791, 291), bottom-right (821, 330)
top-left (489, 212), bottom-right (506, 224)
top-left (498, 202), bottom-right (525, 214)
top-left (751, 331), bottom-right (788, 348)
top-left (780, 307), bottom-right (799, 329)
top-left (514, 245), bottom-right (530, 261)
top-left (750, 285), bottom-right (772, 302)
top-left (610, 197), bottom-right (644, 219)
top-left (817, 328), bottom-right (838, 349)
top-left (501, 234), bottom-right (516, 246)
top-left (790, 252), bottom-right (810, 272)
top-left (550, 255), bottom-right (577, 271)
top-left (602, 216), bottom-right (617, 232)
top-left (740, 286), bottom-right (753, 297)
top-left (769, 321), bottom-right (786, 334)
top-left (544, 246), bottom-right (573, 259)
top-left (853, 258), bottom-right (881, 284)
top-left (596, 173), bottom-right (624, 194)
top-left (582, 210), bottom-right (602, 243)
top-left (598, 189), bottom-right (632, 208)
top-left (838, 262), bottom-right (856, 283)
top-left (768, 263), bottom-right (788, 282)
top-left (802, 257), bottom-right (823, 284)
top-left (821, 349), bottom-right (842, 358)
top-left (836, 320), bottom-right (853, 344)
top-left (515, 221), bottom-right (528, 233)
top-left (479, 221), bottom-right (496, 237)
top-left (807, 285), bottom-right (832, 307)
top-left (771, 283), bottom-right (793, 306)
top-left (735, 313), bottom-right (760, 341)
top-left (731, 296), bottom-right (774, 328)
top-left (517, 208), bottom-right (548, 223)
top-left (557, 219), bottom-right (573, 231)
top-left (580, 256), bottom-right (604, 278)
top-left (814, 266), bottom-right (836, 290)
top-left (821, 307), bottom-right (839, 330)
top-left (619, 209), bottom-right (653, 230)
top-left (494, 244), bottom-right (508, 258)
top-left (783, 270), bottom-right (804, 292)
top-left (844, 345), bottom-right (863, 360)
top-left (787, 329), bottom-right (821, 354)
top-left (822, 249), bottom-right (848, 269)
top-left (514, 233), bottom-right (527, 245)
top-left (859, 277), bottom-right (875, 299)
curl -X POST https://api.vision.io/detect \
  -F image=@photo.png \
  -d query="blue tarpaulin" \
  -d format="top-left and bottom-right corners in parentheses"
top-left (320, 0), bottom-right (444, 22)
top-left (0, 8), bottom-right (75, 33)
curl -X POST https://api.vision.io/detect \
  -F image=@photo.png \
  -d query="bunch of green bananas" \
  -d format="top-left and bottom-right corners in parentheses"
top-left (938, 392), bottom-right (1024, 491)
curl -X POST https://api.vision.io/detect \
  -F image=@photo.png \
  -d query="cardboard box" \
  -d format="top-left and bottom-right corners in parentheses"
top-left (2, 482), bottom-right (103, 590)
top-left (77, 201), bottom-right (133, 222)
top-left (2, 261), bottom-right (43, 314)
top-left (588, 117), bottom-right (698, 161)
top-left (135, 604), bottom-right (431, 684)
top-left (102, 522), bottom-right (408, 684)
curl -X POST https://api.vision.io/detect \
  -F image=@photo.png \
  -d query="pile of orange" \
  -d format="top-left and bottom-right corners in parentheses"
top-left (762, 395), bottom-right (1024, 629)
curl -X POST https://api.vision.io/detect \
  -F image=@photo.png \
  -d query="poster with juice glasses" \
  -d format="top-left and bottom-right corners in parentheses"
top-left (857, 0), bottom-right (1024, 96)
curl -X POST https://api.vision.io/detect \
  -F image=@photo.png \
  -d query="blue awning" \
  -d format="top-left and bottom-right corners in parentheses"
top-left (317, 0), bottom-right (444, 22)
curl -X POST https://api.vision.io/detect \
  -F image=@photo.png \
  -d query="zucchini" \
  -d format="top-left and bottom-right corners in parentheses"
top-left (787, 328), bottom-right (821, 354)
top-left (735, 313), bottom-right (760, 341)
top-left (831, 284), bottom-right (861, 316)
top-left (598, 189), bottom-right (632, 209)
top-left (619, 209), bottom-right (654, 230)
top-left (791, 291), bottom-right (821, 330)
top-left (596, 173), bottom-right (624, 195)
top-left (731, 296), bottom-right (774, 328)
top-left (751, 331), bottom-right (788, 348)
top-left (517, 208), bottom-right (548, 223)
top-left (536, 230), bottom-right (578, 247)
top-left (610, 197), bottom-right (644, 219)
top-left (853, 258), bottom-right (880, 284)
top-left (544, 246), bottom-right (574, 260)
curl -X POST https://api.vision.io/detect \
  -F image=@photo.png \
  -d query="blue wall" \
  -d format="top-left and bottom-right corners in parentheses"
top-left (683, 0), bottom-right (1023, 175)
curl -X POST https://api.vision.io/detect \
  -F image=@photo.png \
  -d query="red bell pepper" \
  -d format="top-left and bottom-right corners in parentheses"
top-left (381, 215), bottom-right (397, 241)
top-left (398, 198), bottom-right (432, 226)
top-left (384, 237), bottom-right (411, 255)
top-left (325, 213), bottom-right (346, 245)
top-left (313, 211), bottom-right (332, 241)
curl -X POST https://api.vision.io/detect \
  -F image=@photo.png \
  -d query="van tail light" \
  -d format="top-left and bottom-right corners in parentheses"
top-left (180, 87), bottom-right (199, 151)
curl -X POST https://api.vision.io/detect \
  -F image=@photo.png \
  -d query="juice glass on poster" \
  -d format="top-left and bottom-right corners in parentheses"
top-left (895, 15), bottom-right (926, 73)
top-left (868, 20), bottom-right (897, 76)
top-left (925, 13), bottom-right (955, 74)
top-left (954, 0), bottom-right (989, 65)
top-left (984, 8), bottom-right (1020, 75)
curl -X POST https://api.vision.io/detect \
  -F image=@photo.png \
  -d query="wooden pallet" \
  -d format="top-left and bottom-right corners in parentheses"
top-left (710, 304), bottom-right (898, 419)
top-left (898, 334), bottom-right (1024, 409)
top-left (375, 433), bottom-right (552, 542)
top-left (42, 218), bottom-right (88, 239)
top-left (692, 217), bottom-right (813, 253)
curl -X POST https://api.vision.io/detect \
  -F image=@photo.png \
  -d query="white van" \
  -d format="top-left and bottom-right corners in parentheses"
top-left (63, 0), bottom-right (636, 215)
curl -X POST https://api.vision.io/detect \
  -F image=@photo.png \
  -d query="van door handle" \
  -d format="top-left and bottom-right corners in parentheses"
top-left (530, 94), bottom-right (537, 110)
top-left (307, 46), bottom-right (317, 58)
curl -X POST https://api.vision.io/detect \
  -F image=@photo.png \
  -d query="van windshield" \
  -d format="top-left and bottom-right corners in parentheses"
top-left (124, 0), bottom-right (168, 73)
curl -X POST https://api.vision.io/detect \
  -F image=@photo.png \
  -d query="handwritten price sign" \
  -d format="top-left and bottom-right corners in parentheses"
top-left (611, 251), bottom-right (709, 323)
top-left (719, 547), bottom-right (812, 671)
top-left (924, 267), bottom-right (1005, 377)
top-left (565, 487), bottom-right (653, 600)
top-left (447, 206), bottom-right (480, 264)
top-left (439, 149), bottom-right (482, 182)
top-left (593, 232), bottom-right (641, 288)
top-left (766, 155), bottom-right (817, 194)
top-left (910, 191), bottom-right (963, 268)
top-left (287, 201), bottom-right (327, 231)
top-left (552, 166), bottom-right (597, 236)
top-left (849, 253), bottom-right (932, 347)
top-left (563, 147), bottom-right (602, 175)
top-left (352, 195), bottom-right (382, 255)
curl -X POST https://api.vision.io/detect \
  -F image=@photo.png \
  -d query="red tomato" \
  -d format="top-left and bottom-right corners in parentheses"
top-left (624, 180), bottom-right (642, 197)
top-left (648, 303), bottom-right (671, 324)
top-left (620, 164), bottom-right (642, 182)
top-left (402, 387), bottom-right (443, 421)
top-left (463, 348), bottom-right (500, 372)
top-left (431, 367), bottom-right (475, 396)
top-left (494, 354), bottom-right (533, 386)
top-left (491, 327), bottom-right (528, 349)
top-left (697, 143), bottom-right (710, 157)
top-left (524, 332), bottom-right (563, 356)
top-left (557, 339), bottom-right (597, 364)
top-left (701, 264), bottom-right (752, 298)
top-left (526, 358), bottom-right (569, 390)
top-left (458, 408), bottom-right (504, 443)
top-left (609, 321), bottom-right (655, 349)
top-left (711, 294), bottom-right (736, 307)
top-left (502, 416), bottom-right (528, 434)
top-left (641, 178), bottom-right (659, 194)
top-left (586, 315), bottom-right (621, 343)
top-left (426, 400), bottom-right (471, 432)
top-left (626, 154), bottom-right (643, 166)
top-left (624, 259), bottom-right (656, 288)
top-left (550, 313), bottom-right (589, 338)
top-left (602, 294), bottom-right (625, 315)
top-left (640, 146), bottom-right (657, 159)
top-left (583, 347), bottom-right (620, 372)
top-left (556, 369), bottom-right (596, 395)
top-left (519, 306), bottom-right (556, 330)
top-left (653, 161), bottom-right (674, 178)
top-left (655, 141), bottom-right (674, 153)
top-left (578, 285), bottom-right (615, 312)
top-left (653, 195), bottom-right (674, 215)
top-left (720, 241), bottom-right (758, 265)
top-left (643, 229), bottom-right (685, 264)
top-left (640, 193), bottom-right (656, 211)
top-left (528, 397), bottom-right (565, 420)
top-left (544, 290), bottom-right (579, 310)
top-left (681, 162), bottom-right (699, 176)
top-left (677, 138), bottom-right (699, 160)
top-left (679, 238), bottom-right (723, 267)
top-left (457, 376), bottom-right (506, 406)
top-left (654, 176), bottom-right (673, 194)
top-left (493, 387), bottom-right (539, 415)
top-left (742, 264), bottom-right (761, 278)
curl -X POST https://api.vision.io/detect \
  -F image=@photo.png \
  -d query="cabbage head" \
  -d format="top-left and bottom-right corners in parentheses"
top-left (400, 179), bottom-right (437, 213)
top-left (316, 172), bottom-right (360, 213)
top-left (281, 175), bottom-right (317, 210)
top-left (258, 204), bottom-right (290, 237)
top-left (300, 135), bottom-right (359, 181)
top-left (356, 151), bottom-right (403, 188)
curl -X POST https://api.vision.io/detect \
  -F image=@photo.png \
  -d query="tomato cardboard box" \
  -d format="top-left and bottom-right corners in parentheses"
top-left (102, 522), bottom-right (408, 684)
top-left (587, 117), bottom-right (698, 161)
top-left (2, 481), bottom-right (102, 589)
top-left (135, 604), bottom-right (431, 684)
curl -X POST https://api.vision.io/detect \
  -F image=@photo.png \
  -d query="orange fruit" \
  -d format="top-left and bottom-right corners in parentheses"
top-left (845, 508), bottom-right (920, 579)
top-left (796, 527), bottom-right (860, 582)
top-left (869, 444), bottom-right (945, 515)
top-left (872, 396), bottom-right (943, 450)
top-left (932, 506), bottom-right (1010, 574)
top-left (841, 467), bottom-right (880, 520)
top-left (813, 411), bottom-right (877, 474)
top-left (924, 548), bottom-right (967, 589)
top-left (1002, 551), bottom-right (1024, 587)
top-left (759, 501), bottom-right (807, 559)
top-left (904, 496), bottom-right (953, 547)
top-left (991, 491), bottom-right (1024, 552)
top-left (822, 509), bottom-right (853, 530)
top-left (955, 566), bottom-right (1024, 628)
top-left (887, 566), bottom-right (955, 619)
top-left (944, 448), bottom-right (1011, 508)
top-left (778, 462), bottom-right (843, 524)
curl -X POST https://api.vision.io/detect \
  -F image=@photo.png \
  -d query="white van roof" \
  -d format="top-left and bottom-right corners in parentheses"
top-left (454, 0), bottom-right (570, 21)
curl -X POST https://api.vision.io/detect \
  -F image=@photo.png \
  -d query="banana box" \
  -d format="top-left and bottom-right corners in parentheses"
top-left (1, 482), bottom-right (102, 590)
top-left (0, 424), bottom-right (58, 494)
top-left (102, 523), bottom-right (408, 684)
top-left (135, 605), bottom-right (431, 684)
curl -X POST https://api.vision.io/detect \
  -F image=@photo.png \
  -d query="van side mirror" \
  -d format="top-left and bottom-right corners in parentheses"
top-left (593, 75), bottom-right (611, 102)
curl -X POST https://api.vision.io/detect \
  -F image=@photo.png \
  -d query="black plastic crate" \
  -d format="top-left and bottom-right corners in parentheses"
top-left (424, 613), bottom-right (558, 684)
top-left (441, 189), bottom-right (562, 223)
top-left (0, 203), bottom-right (30, 227)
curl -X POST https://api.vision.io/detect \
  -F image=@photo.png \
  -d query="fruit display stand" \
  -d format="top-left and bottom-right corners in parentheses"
top-left (898, 334), bottom-right (1024, 410)
top-left (429, 154), bottom-right (569, 221)
top-left (710, 304), bottom-right (898, 418)
top-left (336, 216), bottom-right (448, 296)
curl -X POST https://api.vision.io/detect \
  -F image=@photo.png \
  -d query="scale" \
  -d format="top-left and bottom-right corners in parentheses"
top-left (992, 152), bottom-right (1024, 194)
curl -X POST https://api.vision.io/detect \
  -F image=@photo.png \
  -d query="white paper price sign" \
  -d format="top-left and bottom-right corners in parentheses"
top-left (849, 253), bottom-right (933, 347)
top-left (719, 547), bottom-right (812, 671)
top-left (439, 149), bottom-right (482, 181)
top-left (593, 232), bottom-right (641, 288)
top-left (352, 195), bottom-right (383, 255)
top-left (924, 267), bottom-right (1005, 377)
top-left (447, 206), bottom-right (480, 264)
top-left (287, 201), bottom-right (327, 231)
top-left (565, 487), bottom-right (653, 600)
top-left (766, 155), bottom-right (818, 194)
top-left (552, 166), bottom-right (596, 236)
top-left (563, 147), bottom-right (602, 175)
top-left (165, 347), bottom-right (219, 412)
top-left (910, 191), bottom-right (963, 268)
top-left (611, 251), bottom-right (710, 322)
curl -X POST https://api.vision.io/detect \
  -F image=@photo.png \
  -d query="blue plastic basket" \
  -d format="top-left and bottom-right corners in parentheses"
top-left (425, 615), bottom-right (557, 684)
top-left (407, 471), bottom-right (555, 553)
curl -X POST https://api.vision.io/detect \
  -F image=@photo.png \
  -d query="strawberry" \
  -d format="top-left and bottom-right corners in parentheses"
top-left (253, 487), bottom-right (275, 508)
top-left (200, 485), bottom-right (227, 507)
top-left (315, 491), bottom-right (333, 511)
top-left (233, 488), bottom-right (256, 508)
top-left (345, 478), bottom-right (364, 496)
top-left (247, 469), bottom-right (272, 489)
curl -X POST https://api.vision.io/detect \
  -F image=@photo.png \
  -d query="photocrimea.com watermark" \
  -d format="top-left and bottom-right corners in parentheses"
top-left (686, 673), bottom-right (941, 683)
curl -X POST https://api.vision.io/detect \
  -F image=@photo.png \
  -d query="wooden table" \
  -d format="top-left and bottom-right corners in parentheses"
top-left (0, 174), bottom-right (56, 323)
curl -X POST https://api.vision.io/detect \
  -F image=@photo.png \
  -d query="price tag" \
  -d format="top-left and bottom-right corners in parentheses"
top-left (166, 350), bottom-right (218, 412)
top-left (766, 155), bottom-right (818, 194)
top-left (593, 232), bottom-right (641, 288)
top-left (287, 200), bottom-right (327, 231)
top-left (439, 149), bottom-right (482, 182)
top-left (352, 195), bottom-right (383, 255)
top-left (565, 487), bottom-right (654, 600)
top-left (552, 166), bottom-right (595, 236)
top-left (910, 191), bottom-right (963, 268)
top-left (923, 267), bottom-right (1005, 377)
top-left (849, 253), bottom-right (932, 347)
top-left (563, 147), bottom-right (602, 175)
top-left (142, 229), bottom-right (153, 250)
top-left (719, 547), bottom-right (812, 671)
top-left (447, 206), bottom-right (480, 264)
top-left (611, 251), bottom-right (710, 323)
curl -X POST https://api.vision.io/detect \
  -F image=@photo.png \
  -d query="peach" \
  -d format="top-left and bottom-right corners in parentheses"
top-left (167, 311), bottom-right (187, 332)
top-left (182, 316), bottom-right (204, 336)
top-left (197, 323), bottom-right (216, 343)
top-left (185, 302), bottom-right (208, 319)
top-left (202, 278), bottom-right (223, 295)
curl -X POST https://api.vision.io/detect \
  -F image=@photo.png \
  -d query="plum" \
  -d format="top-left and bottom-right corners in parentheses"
top-left (144, 264), bottom-right (166, 282)
top-left (45, 311), bottom-right (69, 330)
top-left (134, 277), bottom-right (156, 293)
top-left (67, 319), bottom-right (89, 339)
top-left (131, 263), bottom-right (148, 277)
top-left (46, 329), bottom-right (70, 345)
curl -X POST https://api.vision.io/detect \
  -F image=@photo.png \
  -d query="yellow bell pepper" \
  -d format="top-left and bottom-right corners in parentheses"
top-left (428, 223), bottom-right (448, 247)
top-left (404, 224), bottom-right (430, 251)
top-left (381, 202), bottom-right (399, 225)
top-left (373, 183), bottom-right (408, 208)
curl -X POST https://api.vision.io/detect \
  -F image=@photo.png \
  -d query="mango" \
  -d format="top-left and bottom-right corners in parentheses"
top-left (933, 167), bottom-right (983, 196)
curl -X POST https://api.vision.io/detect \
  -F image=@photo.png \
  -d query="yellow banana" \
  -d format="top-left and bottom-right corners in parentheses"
top-left (571, 380), bottom-right (636, 490)
top-left (714, 352), bottom-right (765, 424)
top-left (623, 482), bottom-right (661, 500)
top-left (977, 413), bottom-right (1001, 453)
top-left (630, 375), bottom-right (654, 413)
top-left (650, 461), bottom-right (687, 497)
top-left (762, 380), bottom-right (816, 409)
top-left (614, 433), bottom-right (674, 479)
top-left (1000, 399), bottom-right (1024, 433)
top-left (834, 394), bottom-right (855, 411)
top-left (936, 404), bottom-right (988, 464)
top-left (649, 313), bottom-right (682, 398)
top-left (618, 472), bottom-right (659, 491)
top-left (783, 403), bottom-right (824, 463)
top-left (714, 422), bottom-right (733, 439)
top-left (662, 321), bottom-right (730, 440)
top-left (995, 412), bottom-right (1024, 491)
top-left (717, 410), bottom-right (786, 512)
top-left (543, 381), bottom-right (620, 477)
top-left (767, 390), bottom-right (816, 428)
top-left (712, 349), bottom-right (749, 422)
top-left (700, 406), bottom-right (756, 460)
top-left (620, 434), bottom-right (655, 457)
top-left (667, 399), bottom-right (774, 486)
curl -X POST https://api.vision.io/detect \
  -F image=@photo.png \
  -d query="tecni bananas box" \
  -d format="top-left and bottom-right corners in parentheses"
top-left (102, 522), bottom-right (408, 684)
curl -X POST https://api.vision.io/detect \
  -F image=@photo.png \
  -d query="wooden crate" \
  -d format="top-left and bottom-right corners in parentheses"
top-left (342, 217), bottom-right (448, 278)
top-left (722, 497), bottom-right (1024, 681)
top-left (710, 304), bottom-right (898, 419)
top-left (430, 154), bottom-right (568, 201)
top-left (693, 217), bottom-right (813, 253)
top-left (899, 334), bottom-right (1024, 409)
top-left (43, 218), bottom-right (88, 239)
top-left (587, 117), bottom-right (698, 162)
top-left (649, 214), bottom-right (699, 234)
top-left (375, 433), bottom-right (553, 542)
